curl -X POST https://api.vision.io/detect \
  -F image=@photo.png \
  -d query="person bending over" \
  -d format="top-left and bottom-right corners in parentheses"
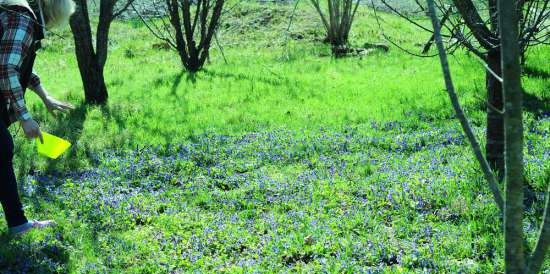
top-left (0, 0), bottom-right (75, 236)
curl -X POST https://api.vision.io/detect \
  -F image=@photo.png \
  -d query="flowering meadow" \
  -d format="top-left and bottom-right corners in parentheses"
top-left (1, 2), bottom-right (549, 273)
top-left (2, 116), bottom-right (547, 272)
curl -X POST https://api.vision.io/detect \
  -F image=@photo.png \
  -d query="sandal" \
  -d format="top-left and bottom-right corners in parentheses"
top-left (8, 220), bottom-right (56, 237)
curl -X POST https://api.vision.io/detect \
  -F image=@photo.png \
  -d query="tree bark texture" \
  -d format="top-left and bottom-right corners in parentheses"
top-left (498, 0), bottom-right (525, 272)
top-left (97, 0), bottom-right (116, 68)
top-left (166, 0), bottom-right (224, 72)
top-left (451, 0), bottom-right (506, 177)
top-left (310, 0), bottom-right (360, 55)
top-left (486, 49), bottom-right (505, 178)
top-left (451, 0), bottom-right (499, 49)
top-left (426, 0), bottom-right (504, 213)
top-left (70, 0), bottom-right (108, 104)
top-left (527, 184), bottom-right (550, 274)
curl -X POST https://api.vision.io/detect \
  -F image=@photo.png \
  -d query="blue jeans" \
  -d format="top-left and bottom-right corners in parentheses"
top-left (0, 119), bottom-right (28, 228)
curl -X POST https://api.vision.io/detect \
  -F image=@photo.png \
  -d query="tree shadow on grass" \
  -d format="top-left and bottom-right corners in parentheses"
top-left (167, 69), bottom-right (287, 94)
top-left (23, 103), bottom-right (88, 215)
top-left (523, 65), bottom-right (550, 118)
top-left (44, 103), bottom-right (89, 173)
top-left (167, 71), bottom-right (191, 122)
top-left (185, 71), bottom-right (197, 85)
top-left (0, 232), bottom-right (70, 273)
top-left (171, 71), bottom-right (186, 95)
top-left (149, 71), bottom-right (190, 100)
top-left (468, 85), bottom-right (549, 118)
top-left (202, 68), bottom-right (289, 87)
top-left (99, 104), bottom-right (127, 134)
top-left (523, 66), bottom-right (550, 79)
top-left (524, 90), bottom-right (549, 118)
top-left (169, 70), bottom-right (196, 99)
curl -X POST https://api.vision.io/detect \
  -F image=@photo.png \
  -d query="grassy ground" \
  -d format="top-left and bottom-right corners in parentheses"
top-left (0, 2), bottom-right (549, 273)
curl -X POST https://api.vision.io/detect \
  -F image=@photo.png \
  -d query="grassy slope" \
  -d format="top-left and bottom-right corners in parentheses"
top-left (0, 2), bottom-right (548, 273)
top-left (17, 4), bottom-right (486, 170)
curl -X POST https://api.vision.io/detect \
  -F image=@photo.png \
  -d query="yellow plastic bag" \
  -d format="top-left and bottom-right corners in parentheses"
top-left (36, 132), bottom-right (71, 159)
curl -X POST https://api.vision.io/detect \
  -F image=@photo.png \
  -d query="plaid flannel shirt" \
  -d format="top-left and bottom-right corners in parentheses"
top-left (0, 9), bottom-right (41, 124)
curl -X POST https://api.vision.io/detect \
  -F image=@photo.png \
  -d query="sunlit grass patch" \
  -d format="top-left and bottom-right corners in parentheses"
top-left (0, 1), bottom-right (548, 273)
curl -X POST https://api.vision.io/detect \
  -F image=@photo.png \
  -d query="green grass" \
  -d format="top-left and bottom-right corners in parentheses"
top-left (22, 4), bottom-right (484, 168)
top-left (0, 2), bottom-right (548, 273)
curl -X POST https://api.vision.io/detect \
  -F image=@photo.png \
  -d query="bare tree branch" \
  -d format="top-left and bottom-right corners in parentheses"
top-left (311, 0), bottom-right (361, 56)
top-left (426, 0), bottom-right (504, 213)
top-left (136, 0), bottom-right (225, 71)
top-left (526, 183), bottom-right (550, 274)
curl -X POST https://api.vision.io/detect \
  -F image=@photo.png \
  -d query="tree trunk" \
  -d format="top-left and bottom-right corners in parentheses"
top-left (451, 0), bottom-right (505, 179)
top-left (187, 57), bottom-right (201, 72)
top-left (527, 186), bottom-right (550, 274)
top-left (70, 0), bottom-right (108, 105)
top-left (486, 49), bottom-right (505, 179)
top-left (164, 0), bottom-right (224, 71)
top-left (499, 0), bottom-right (525, 272)
top-left (426, 0), bottom-right (504, 213)
top-left (97, 0), bottom-right (115, 69)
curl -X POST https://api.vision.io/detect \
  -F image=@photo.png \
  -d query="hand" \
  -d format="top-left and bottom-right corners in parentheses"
top-left (43, 95), bottom-right (74, 115)
top-left (21, 118), bottom-right (43, 143)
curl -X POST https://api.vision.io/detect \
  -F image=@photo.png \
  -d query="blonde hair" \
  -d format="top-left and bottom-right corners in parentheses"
top-left (0, 0), bottom-right (75, 29)
top-left (41, 0), bottom-right (75, 29)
